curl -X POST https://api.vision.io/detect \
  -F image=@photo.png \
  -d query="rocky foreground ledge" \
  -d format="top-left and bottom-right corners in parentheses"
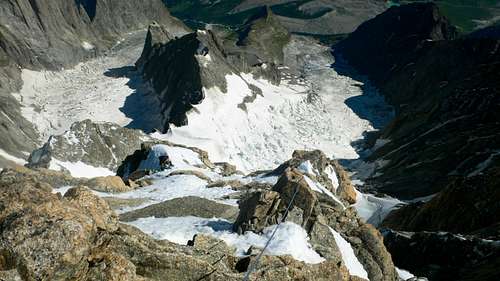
top-left (0, 121), bottom-right (410, 281)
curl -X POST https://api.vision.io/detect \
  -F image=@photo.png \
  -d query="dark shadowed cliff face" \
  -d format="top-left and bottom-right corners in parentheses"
top-left (335, 3), bottom-right (500, 280)
top-left (334, 2), bottom-right (458, 105)
top-left (136, 17), bottom-right (284, 133)
top-left (335, 3), bottom-right (500, 199)
top-left (0, 0), bottom-right (188, 160)
top-left (138, 32), bottom-right (206, 129)
top-left (368, 37), bottom-right (500, 199)
top-left (383, 230), bottom-right (500, 281)
top-left (382, 165), bottom-right (500, 236)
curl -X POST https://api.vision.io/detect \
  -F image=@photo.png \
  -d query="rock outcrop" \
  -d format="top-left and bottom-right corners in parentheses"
top-left (136, 21), bottom-right (175, 71)
top-left (137, 30), bottom-right (222, 129)
top-left (86, 176), bottom-right (132, 193)
top-left (27, 120), bottom-right (151, 172)
top-left (116, 140), bottom-right (214, 180)
top-left (234, 151), bottom-right (398, 281)
top-left (120, 196), bottom-right (239, 222)
top-left (136, 7), bottom-right (290, 132)
top-left (383, 230), bottom-right (500, 281)
top-left (381, 165), bottom-right (500, 236)
top-left (335, 2), bottom-right (500, 199)
top-left (335, 3), bottom-right (500, 280)
top-left (0, 0), bottom-right (187, 72)
top-left (236, 6), bottom-right (291, 65)
top-left (0, 152), bottom-right (402, 281)
top-left (268, 150), bottom-right (357, 204)
top-left (0, 0), bottom-right (189, 161)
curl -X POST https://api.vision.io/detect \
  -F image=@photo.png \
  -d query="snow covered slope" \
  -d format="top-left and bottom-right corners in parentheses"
top-left (15, 28), bottom-right (391, 175)
top-left (157, 36), bottom-right (393, 172)
top-left (13, 31), bottom-right (163, 142)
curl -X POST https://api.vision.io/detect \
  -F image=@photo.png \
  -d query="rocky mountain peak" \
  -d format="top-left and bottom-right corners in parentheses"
top-left (136, 21), bottom-right (175, 70)
top-left (335, 2), bottom-right (458, 89)
top-left (237, 5), bottom-right (291, 65)
top-left (137, 24), bottom-right (282, 132)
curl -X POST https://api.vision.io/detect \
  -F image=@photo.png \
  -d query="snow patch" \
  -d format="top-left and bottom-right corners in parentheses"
top-left (13, 31), bottom-right (159, 141)
top-left (127, 217), bottom-right (325, 264)
top-left (329, 227), bottom-right (369, 280)
top-left (325, 165), bottom-right (339, 191)
top-left (160, 56), bottom-right (393, 173)
top-left (81, 41), bottom-right (95, 51)
top-left (396, 267), bottom-right (415, 280)
top-left (138, 144), bottom-right (204, 171)
top-left (52, 185), bottom-right (73, 196)
top-left (0, 149), bottom-right (27, 165)
top-left (353, 189), bottom-right (404, 226)
top-left (297, 160), bottom-right (317, 176)
top-left (94, 174), bottom-right (236, 213)
top-left (303, 175), bottom-right (344, 208)
top-left (49, 159), bottom-right (115, 178)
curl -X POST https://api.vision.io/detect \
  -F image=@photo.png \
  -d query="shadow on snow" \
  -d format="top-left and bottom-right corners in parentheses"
top-left (103, 66), bottom-right (163, 133)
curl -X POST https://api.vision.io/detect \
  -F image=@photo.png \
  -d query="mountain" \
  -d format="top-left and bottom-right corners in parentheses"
top-left (136, 18), bottom-right (283, 133)
top-left (335, 3), bottom-right (500, 280)
top-left (0, 0), bottom-right (188, 162)
top-left (0, 1), bottom-right (412, 280)
top-left (335, 2), bottom-right (499, 199)
top-left (165, 0), bottom-right (386, 35)
top-left (2, 1), bottom-right (498, 280)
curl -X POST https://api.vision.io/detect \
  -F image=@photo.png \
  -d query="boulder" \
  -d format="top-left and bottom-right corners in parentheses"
top-left (207, 179), bottom-right (245, 190)
top-left (27, 120), bottom-right (151, 172)
top-left (0, 165), bottom-right (83, 187)
top-left (86, 176), bottom-right (131, 193)
top-left (233, 191), bottom-right (282, 234)
top-left (270, 150), bottom-right (356, 204)
top-left (214, 162), bottom-right (241, 176)
top-left (0, 181), bottom-right (117, 280)
top-left (120, 196), bottom-right (239, 222)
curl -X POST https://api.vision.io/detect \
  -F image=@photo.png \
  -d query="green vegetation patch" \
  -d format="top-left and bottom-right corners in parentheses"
top-left (400, 0), bottom-right (500, 33)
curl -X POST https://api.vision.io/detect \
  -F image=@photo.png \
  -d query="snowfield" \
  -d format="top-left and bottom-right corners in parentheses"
top-left (14, 30), bottom-right (392, 174)
top-left (13, 30), bottom-right (162, 143)
top-left (162, 62), bottom-right (393, 172)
